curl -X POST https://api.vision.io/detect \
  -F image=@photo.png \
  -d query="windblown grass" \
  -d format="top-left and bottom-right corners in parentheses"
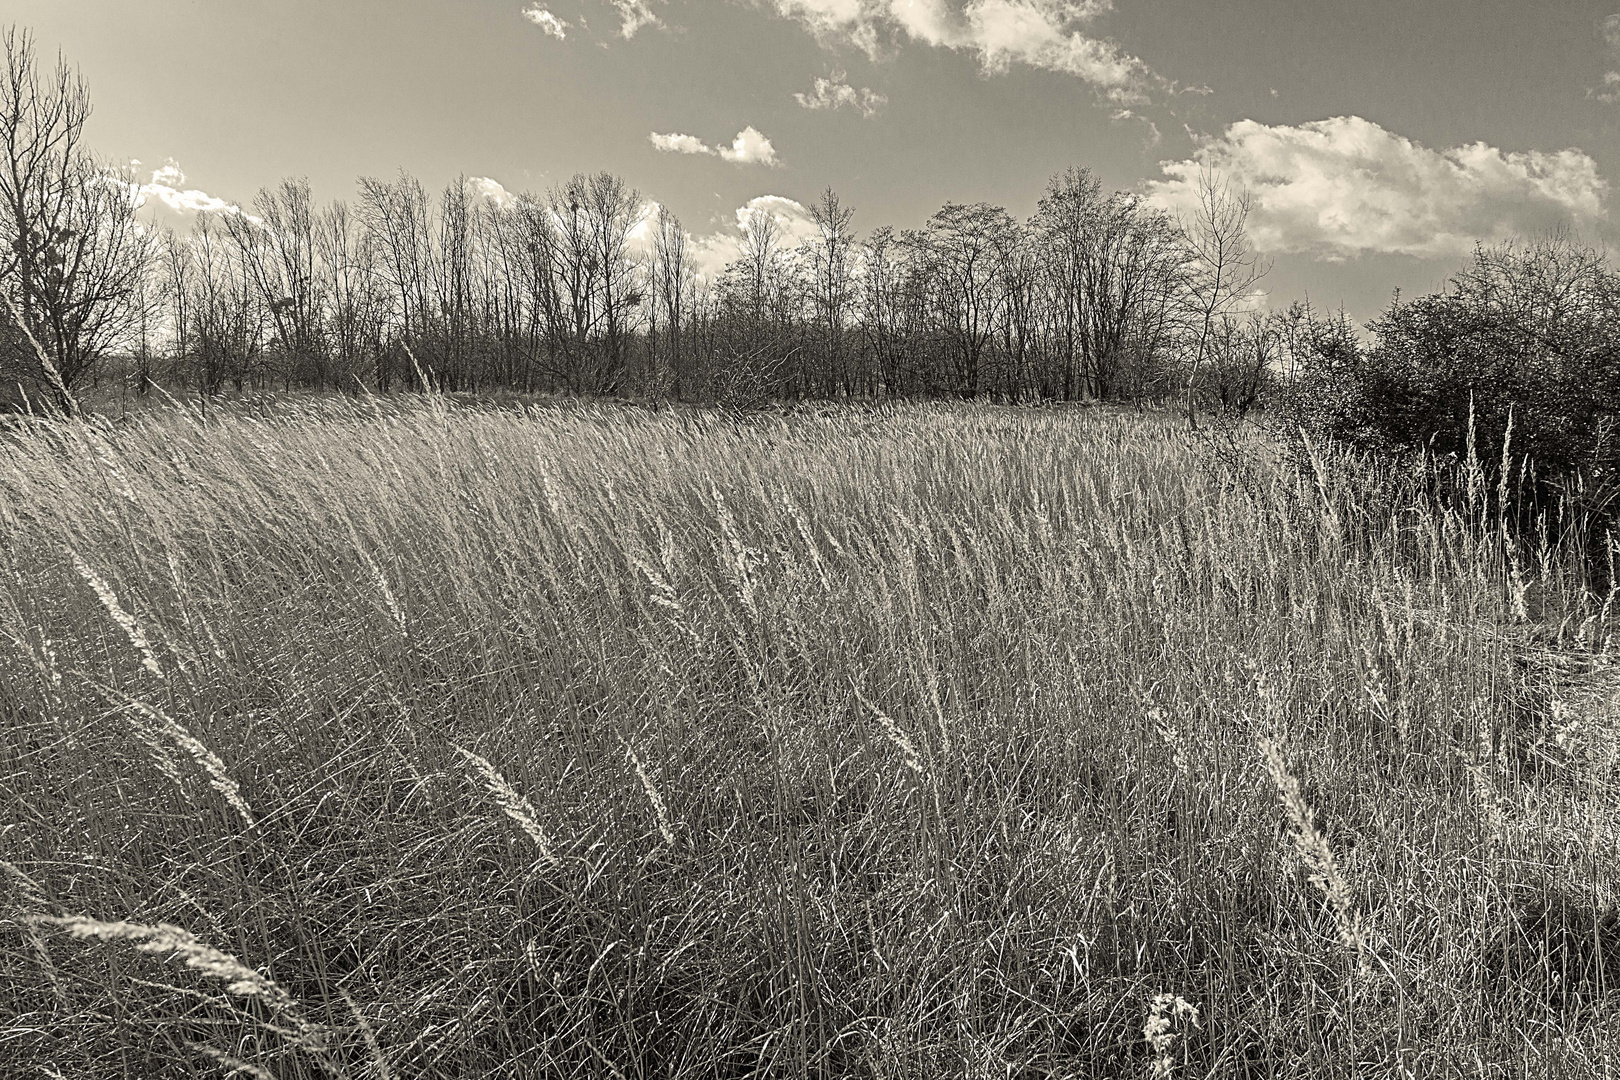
top-left (1, 397), bottom-right (1617, 1077)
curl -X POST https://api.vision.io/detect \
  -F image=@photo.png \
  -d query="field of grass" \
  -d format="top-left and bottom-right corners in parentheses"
top-left (1, 397), bottom-right (1617, 1078)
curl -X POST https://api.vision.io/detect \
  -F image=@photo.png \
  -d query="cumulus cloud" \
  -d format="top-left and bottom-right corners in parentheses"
top-left (764, 0), bottom-right (1151, 101)
top-left (690, 195), bottom-right (818, 279)
top-left (625, 199), bottom-right (663, 257)
top-left (467, 176), bottom-right (515, 207)
top-left (649, 131), bottom-right (713, 155)
top-left (735, 195), bottom-right (819, 244)
top-left (795, 72), bottom-right (887, 116)
top-left (648, 127), bottom-right (780, 166)
top-left (521, 5), bottom-right (569, 38)
top-left (717, 127), bottom-right (779, 166)
top-left (1146, 116), bottom-right (1609, 260)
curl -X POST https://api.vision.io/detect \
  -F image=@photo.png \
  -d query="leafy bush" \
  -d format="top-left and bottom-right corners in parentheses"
top-left (1285, 236), bottom-right (1620, 536)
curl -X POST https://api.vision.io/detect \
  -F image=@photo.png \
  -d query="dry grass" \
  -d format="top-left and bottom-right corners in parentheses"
top-left (1, 396), bottom-right (1617, 1077)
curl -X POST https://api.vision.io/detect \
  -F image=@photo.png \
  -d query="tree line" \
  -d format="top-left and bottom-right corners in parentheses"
top-left (0, 27), bottom-right (1302, 414)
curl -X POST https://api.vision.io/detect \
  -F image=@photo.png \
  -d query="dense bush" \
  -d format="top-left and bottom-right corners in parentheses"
top-left (1286, 237), bottom-right (1620, 535)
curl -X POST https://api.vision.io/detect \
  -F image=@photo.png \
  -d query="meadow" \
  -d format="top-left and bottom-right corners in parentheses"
top-left (1, 397), bottom-right (1616, 1078)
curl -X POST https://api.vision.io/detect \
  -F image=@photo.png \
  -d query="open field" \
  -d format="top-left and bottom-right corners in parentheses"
top-left (2, 399), bottom-right (1618, 1078)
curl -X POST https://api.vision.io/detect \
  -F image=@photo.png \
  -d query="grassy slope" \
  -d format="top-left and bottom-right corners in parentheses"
top-left (0, 398), bottom-right (1615, 1078)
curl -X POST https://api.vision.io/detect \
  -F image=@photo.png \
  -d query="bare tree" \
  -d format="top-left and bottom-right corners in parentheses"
top-left (549, 173), bottom-right (645, 394)
top-left (0, 28), bottom-right (152, 412)
top-left (182, 213), bottom-right (263, 396)
top-left (316, 199), bottom-right (384, 388)
top-left (717, 203), bottom-right (804, 398)
top-left (508, 192), bottom-right (565, 392)
top-left (1179, 166), bottom-right (1268, 427)
top-left (434, 176), bottom-right (474, 389)
top-left (860, 226), bottom-right (905, 396)
top-left (921, 202), bottom-right (1015, 398)
top-left (807, 188), bottom-right (857, 395)
top-left (1031, 167), bottom-right (1103, 399)
top-left (227, 178), bottom-right (326, 389)
top-left (358, 171), bottom-right (434, 390)
top-left (650, 205), bottom-right (692, 398)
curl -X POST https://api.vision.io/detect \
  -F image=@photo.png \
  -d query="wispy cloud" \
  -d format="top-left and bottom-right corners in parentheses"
top-left (648, 127), bottom-right (780, 166)
top-left (1110, 107), bottom-right (1160, 147)
top-left (794, 72), bottom-right (887, 117)
top-left (1594, 14), bottom-right (1620, 101)
top-left (611, 0), bottom-right (661, 38)
top-left (1147, 116), bottom-right (1609, 260)
top-left (765, 0), bottom-right (1153, 102)
top-left (132, 161), bottom-right (244, 217)
top-left (521, 5), bottom-right (569, 39)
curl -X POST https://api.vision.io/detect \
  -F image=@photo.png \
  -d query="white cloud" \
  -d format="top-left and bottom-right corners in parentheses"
top-left (1595, 14), bottom-right (1620, 101)
top-left (1110, 107), bottom-right (1160, 147)
top-left (689, 235), bottom-right (740, 282)
top-left (468, 176), bottom-right (515, 207)
top-left (625, 199), bottom-right (663, 256)
top-left (134, 161), bottom-right (244, 217)
top-left (648, 127), bottom-right (780, 166)
top-left (717, 126), bottom-right (779, 166)
top-left (735, 195), bottom-right (818, 244)
top-left (649, 131), bottom-right (713, 155)
top-left (763, 0), bottom-right (1151, 101)
top-left (521, 5), bottom-right (570, 38)
top-left (1146, 116), bottom-right (1609, 260)
top-left (965, 0), bottom-right (1141, 88)
top-left (611, 0), bottom-right (661, 38)
top-left (795, 72), bottom-right (887, 116)
top-left (689, 195), bottom-right (818, 280)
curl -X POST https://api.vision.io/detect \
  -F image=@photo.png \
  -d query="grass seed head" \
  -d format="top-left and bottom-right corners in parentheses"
top-left (1258, 736), bottom-right (1366, 972)
top-left (453, 744), bottom-right (558, 864)
top-left (120, 698), bottom-right (255, 829)
top-left (72, 553), bottom-right (164, 679)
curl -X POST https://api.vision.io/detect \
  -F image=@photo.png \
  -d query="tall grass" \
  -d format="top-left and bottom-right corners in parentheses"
top-left (0, 397), bottom-right (1615, 1077)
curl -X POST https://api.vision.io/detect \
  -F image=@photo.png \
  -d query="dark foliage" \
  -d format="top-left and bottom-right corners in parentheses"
top-left (1283, 236), bottom-right (1620, 544)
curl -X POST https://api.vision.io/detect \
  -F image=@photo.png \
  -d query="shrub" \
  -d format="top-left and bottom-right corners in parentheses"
top-left (1284, 236), bottom-right (1620, 530)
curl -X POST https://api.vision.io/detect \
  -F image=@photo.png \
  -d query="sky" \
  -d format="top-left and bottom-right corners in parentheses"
top-left (13, 0), bottom-right (1620, 321)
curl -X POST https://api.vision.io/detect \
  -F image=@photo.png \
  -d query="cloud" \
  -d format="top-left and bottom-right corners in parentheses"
top-left (717, 126), bottom-right (779, 166)
top-left (1110, 107), bottom-right (1160, 147)
top-left (763, 0), bottom-right (1152, 101)
top-left (1146, 116), bottom-right (1609, 260)
top-left (690, 195), bottom-right (818, 279)
top-left (1594, 14), bottom-right (1620, 101)
top-left (735, 195), bottom-right (819, 244)
top-left (794, 72), bottom-right (887, 116)
top-left (649, 131), bottom-right (713, 155)
top-left (625, 199), bottom-right (663, 257)
top-left (611, 0), bottom-right (661, 37)
top-left (521, 5), bottom-right (569, 38)
top-left (648, 127), bottom-right (780, 166)
top-left (468, 176), bottom-right (515, 207)
top-left (134, 160), bottom-right (244, 217)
